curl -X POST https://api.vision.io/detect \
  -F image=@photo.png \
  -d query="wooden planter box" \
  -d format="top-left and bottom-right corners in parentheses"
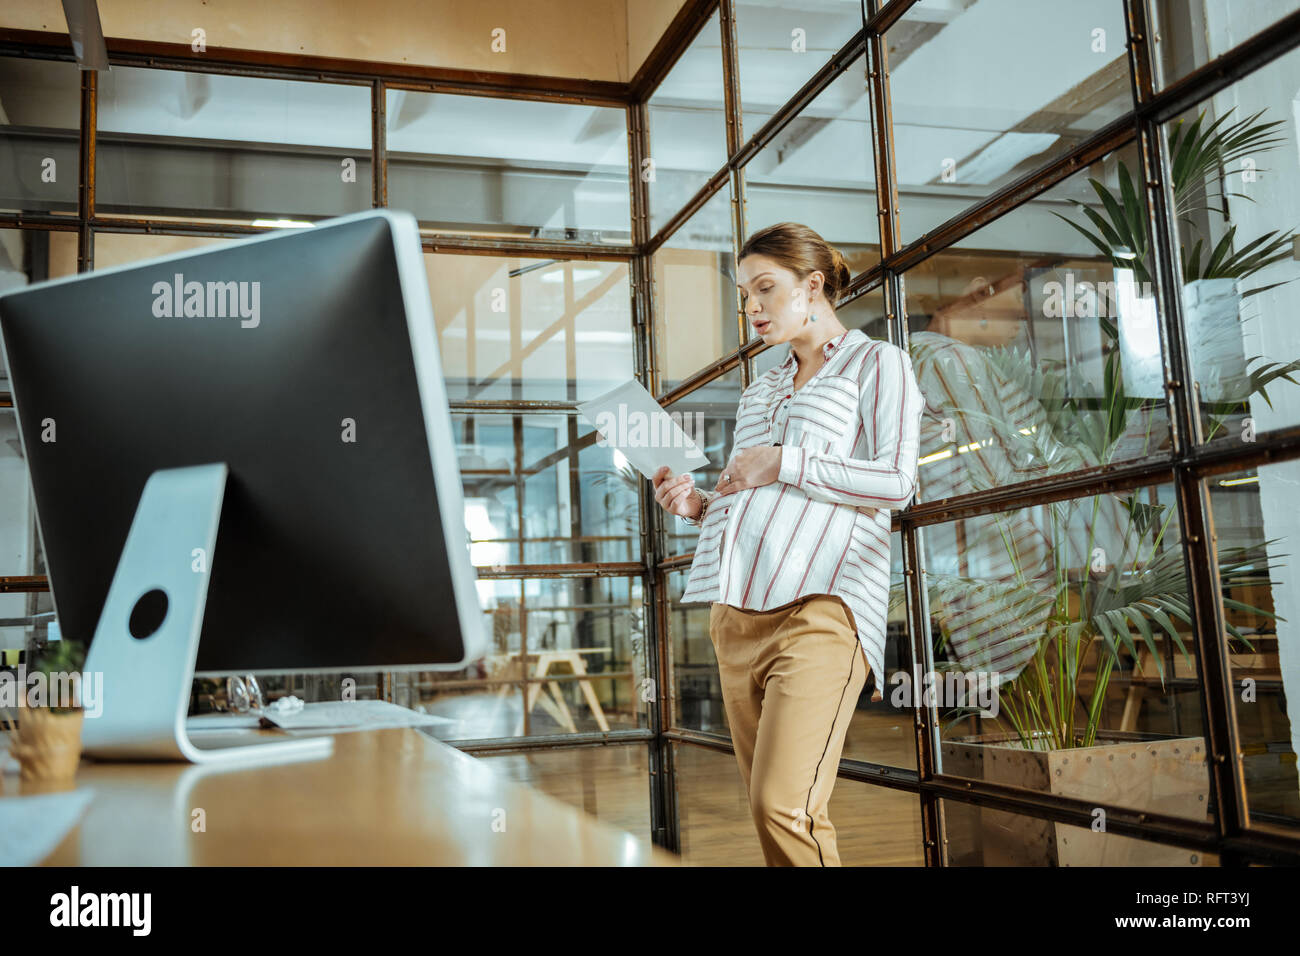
top-left (940, 730), bottom-right (1209, 866)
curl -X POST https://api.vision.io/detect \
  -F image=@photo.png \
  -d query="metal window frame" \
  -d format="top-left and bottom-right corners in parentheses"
top-left (1, 0), bottom-right (1299, 864)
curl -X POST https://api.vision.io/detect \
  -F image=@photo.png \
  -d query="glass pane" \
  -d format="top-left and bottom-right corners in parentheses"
top-left (673, 740), bottom-right (766, 864)
top-left (1151, 0), bottom-right (1300, 90)
top-left (97, 67), bottom-right (372, 223)
top-left (661, 365), bottom-right (743, 558)
top-left (845, 529), bottom-right (916, 770)
top-left (906, 144), bottom-right (1172, 505)
top-left (753, 341), bottom-right (784, 379)
top-left (940, 797), bottom-right (1215, 865)
top-left (652, 183), bottom-right (738, 392)
top-left (666, 567), bottom-right (726, 734)
top-left (1206, 460), bottom-right (1299, 830)
top-left (926, 481), bottom-right (1215, 826)
top-left (733, 1), bottom-right (866, 139)
top-left (413, 574), bottom-right (645, 740)
top-left (0, 401), bottom-right (42, 622)
top-left (425, 253), bottom-right (634, 403)
top-left (673, 742), bottom-right (926, 865)
top-left (647, 9), bottom-right (728, 237)
top-left (386, 89), bottom-right (630, 243)
top-left (0, 57), bottom-right (80, 215)
top-left (0, 609), bottom-right (54, 665)
top-left (827, 778), bottom-right (927, 866)
top-left (1, 230), bottom-right (68, 633)
top-left (1158, 45), bottom-right (1300, 447)
top-left (835, 284), bottom-right (888, 342)
top-left (742, 51), bottom-right (881, 293)
top-left (889, 0), bottom-right (1134, 247)
top-left (476, 744), bottom-right (652, 848)
top-left (456, 413), bottom-right (638, 566)
top-left (93, 231), bottom-right (234, 271)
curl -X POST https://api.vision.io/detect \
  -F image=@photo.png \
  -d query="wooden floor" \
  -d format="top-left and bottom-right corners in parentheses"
top-left (448, 696), bottom-right (926, 865)
top-left (423, 688), bottom-right (1294, 864)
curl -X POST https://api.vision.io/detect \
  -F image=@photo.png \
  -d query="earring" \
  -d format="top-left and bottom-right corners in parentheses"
top-left (979, 317), bottom-right (988, 328)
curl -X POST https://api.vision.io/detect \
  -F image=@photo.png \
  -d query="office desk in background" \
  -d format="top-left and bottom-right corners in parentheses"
top-left (2, 727), bottom-right (679, 866)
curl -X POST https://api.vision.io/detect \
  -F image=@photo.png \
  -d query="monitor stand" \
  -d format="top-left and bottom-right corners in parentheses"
top-left (80, 463), bottom-right (333, 765)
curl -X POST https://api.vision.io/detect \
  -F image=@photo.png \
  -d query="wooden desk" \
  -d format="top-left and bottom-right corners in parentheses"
top-left (3, 727), bottom-right (679, 866)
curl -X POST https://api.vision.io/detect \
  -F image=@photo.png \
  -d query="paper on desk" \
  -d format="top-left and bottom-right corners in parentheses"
top-left (258, 699), bottom-right (458, 735)
top-left (577, 379), bottom-right (709, 481)
top-left (0, 787), bottom-right (95, 866)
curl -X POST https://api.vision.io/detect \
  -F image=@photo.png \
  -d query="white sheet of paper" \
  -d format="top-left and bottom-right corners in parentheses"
top-left (0, 787), bottom-right (95, 867)
top-left (577, 379), bottom-right (710, 480)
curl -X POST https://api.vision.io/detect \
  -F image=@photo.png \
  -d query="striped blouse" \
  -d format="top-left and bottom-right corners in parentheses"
top-left (679, 328), bottom-right (924, 701)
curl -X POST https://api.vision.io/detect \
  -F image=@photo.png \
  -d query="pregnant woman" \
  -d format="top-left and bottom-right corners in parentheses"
top-left (652, 222), bottom-right (923, 866)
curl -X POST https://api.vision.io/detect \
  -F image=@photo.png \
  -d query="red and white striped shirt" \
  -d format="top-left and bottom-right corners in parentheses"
top-left (680, 329), bottom-right (924, 699)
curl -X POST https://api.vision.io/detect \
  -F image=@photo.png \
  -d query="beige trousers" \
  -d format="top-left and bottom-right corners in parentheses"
top-left (708, 594), bottom-right (868, 866)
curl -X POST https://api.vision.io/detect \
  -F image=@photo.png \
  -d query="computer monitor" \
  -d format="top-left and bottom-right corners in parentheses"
top-left (0, 209), bottom-right (485, 762)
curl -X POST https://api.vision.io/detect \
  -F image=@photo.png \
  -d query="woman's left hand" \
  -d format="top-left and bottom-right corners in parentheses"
top-left (714, 446), bottom-right (782, 497)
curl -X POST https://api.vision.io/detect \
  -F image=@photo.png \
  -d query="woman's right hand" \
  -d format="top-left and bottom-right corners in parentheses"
top-left (652, 466), bottom-right (702, 519)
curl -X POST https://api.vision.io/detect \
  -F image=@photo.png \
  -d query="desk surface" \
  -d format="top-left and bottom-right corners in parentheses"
top-left (3, 727), bottom-right (679, 866)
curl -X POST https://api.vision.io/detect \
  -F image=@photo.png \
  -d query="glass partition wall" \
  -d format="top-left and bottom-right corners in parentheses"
top-left (3, 0), bottom-right (1300, 866)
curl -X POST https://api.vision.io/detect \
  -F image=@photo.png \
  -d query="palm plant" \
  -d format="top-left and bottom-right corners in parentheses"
top-left (921, 107), bottom-right (1295, 749)
top-left (932, 488), bottom-right (1284, 749)
top-left (1051, 105), bottom-right (1300, 441)
top-left (930, 321), bottom-right (1286, 749)
top-left (1052, 106), bottom-right (1294, 287)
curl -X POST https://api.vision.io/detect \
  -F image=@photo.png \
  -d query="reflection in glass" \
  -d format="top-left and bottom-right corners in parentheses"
top-left (673, 741), bottom-right (767, 864)
top-left (742, 52), bottom-right (881, 287)
top-left (927, 482), bottom-right (1237, 837)
top-left (478, 745), bottom-right (652, 844)
top-left (674, 744), bottom-right (925, 864)
top-left (646, 9), bottom-right (728, 237)
top-left (651, 183), bottom-right (739, 392)
top-left (0, 57), bottom-right (81, 215)
top-left (93, 232), bottom-right (233, 272)
top-left (940, 798), bottom-right (1213, 865)
top-left (906, 147), bottom-right (1172, 507)
top-left (1151, 0), bottom-right (1300, 91)
top-left (1157, 46), bottom-right (1300, 447)
top-left (425, 253), bottom-right (635, 403)
top-left (733, 0), bottom-right (866, 139)
top-left (416, 575), bottom-right (645, 740)
top-left (843, 529), bottom-right (914, 770)
top-left (97, 67), bottom-right (372, 222)
top-left (386, 88), bottom-right (630, 242)
top-left (888, 0), bottom-right (1134, 245)
top-left (455, 413), bottom-right (639, 566)
top-left (667, 569), bottom-right (725, 735)
top-left (1207, 461), bottom-right (1299, 829)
